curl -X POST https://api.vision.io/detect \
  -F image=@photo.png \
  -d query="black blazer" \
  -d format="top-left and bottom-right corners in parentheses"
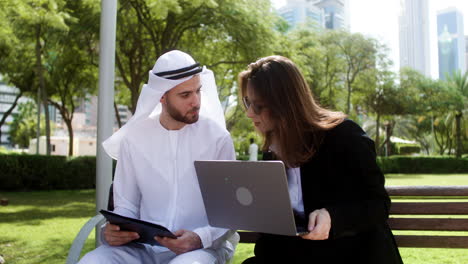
top-left (249, 120), bottom-right (403, 264)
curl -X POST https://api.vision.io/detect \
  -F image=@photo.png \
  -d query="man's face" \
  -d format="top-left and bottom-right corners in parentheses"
top-left (161, 75), bottom-right (202, 124)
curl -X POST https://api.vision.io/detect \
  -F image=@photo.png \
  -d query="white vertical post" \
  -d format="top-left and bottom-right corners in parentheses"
top-left (96, 0), bottom-right (117, 247)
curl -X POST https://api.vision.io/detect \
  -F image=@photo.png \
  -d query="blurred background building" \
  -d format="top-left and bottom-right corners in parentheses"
top-left (399, 0), bottom-right (430, 76)
top-left (437, 7), bottom-right (466, 79)
top-left (277, 0), bottom-right (349, 30)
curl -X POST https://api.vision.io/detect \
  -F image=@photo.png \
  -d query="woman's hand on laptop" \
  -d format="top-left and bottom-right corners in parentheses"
top-left (300, 208), bottom-right (331, 240)
top-left (155, 229), bottom-right (202, 255)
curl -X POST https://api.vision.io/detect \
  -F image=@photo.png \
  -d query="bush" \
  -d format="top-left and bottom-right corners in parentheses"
top-left (0, 154), bottom-right (95, 191)
top-left (377, 156), bottom-right (468, 174)
top-left (0, 154), bottom-right (466, 190)
top-left (66, 156), bottom-right (96, 189)
top-left (396, 144), bottom-right (421, 155)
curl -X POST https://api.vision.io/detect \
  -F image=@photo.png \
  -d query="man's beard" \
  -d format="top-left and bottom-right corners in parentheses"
top-left (166, 99), bottom-right (200, 124)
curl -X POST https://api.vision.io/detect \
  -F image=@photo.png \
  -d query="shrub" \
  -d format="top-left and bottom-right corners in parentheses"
top-left (0, 154), bottom-right (466, 191)
top-left (66, 156), bottom-right (96, 189)
top-left (0, 154), bottom-right (93, 191)
top-left (396, 144), bottom-right (421, 155)
top-left (377, 156), bottom-right (468, 174)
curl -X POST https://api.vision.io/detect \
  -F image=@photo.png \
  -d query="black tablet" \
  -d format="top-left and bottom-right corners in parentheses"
top-left (100, 210), bottom-right (177, 246)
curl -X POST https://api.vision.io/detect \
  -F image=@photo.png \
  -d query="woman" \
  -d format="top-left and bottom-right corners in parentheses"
top-left (239, 56), bottom-right (403, 263)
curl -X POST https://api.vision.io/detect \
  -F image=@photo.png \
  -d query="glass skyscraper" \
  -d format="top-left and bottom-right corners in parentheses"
top-left (437, 8), bottom-right (466, 80)
top-left (277, 0), bottom-right (349, 30)
top-left (399, 0), bottom-right (430, 76)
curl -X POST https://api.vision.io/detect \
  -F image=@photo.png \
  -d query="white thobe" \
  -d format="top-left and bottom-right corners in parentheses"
top-left (79, 116), bottom-right (238, 264)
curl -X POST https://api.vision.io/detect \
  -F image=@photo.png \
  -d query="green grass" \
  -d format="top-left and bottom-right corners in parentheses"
top-left (385, 173), bottom-right (468, 186)
top-left (0, 174), bottom-right (467, 264)
top-left (0, 190), bottom-right (96, 264)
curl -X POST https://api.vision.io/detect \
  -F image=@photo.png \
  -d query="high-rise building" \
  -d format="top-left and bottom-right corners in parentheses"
top-left (398, 0), bottom-right (430, 76)
top-left (74, 95), bottom-right (131, 129)
top-left (437, 8), bottom-right (466, 80)
top-left (278, 0), bottom-right (325, 29)
top-left (315, 0), bottom-right (348, 30)
top-left (465, 35), bottom-right (468, 72)
top-left (0, 83), bottom-right (29, 147)
top-left (277, 0), bottom-right (348, 30)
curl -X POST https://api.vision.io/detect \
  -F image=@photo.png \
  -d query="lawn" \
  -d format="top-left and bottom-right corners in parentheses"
top-left (0, 174), bottom-right (467, 264)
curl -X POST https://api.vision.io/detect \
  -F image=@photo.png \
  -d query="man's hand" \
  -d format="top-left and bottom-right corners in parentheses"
top-left (155, 229), bottom-right (202, 255)
top-left (300, 208), bottom-right (331, 240)
top-left (103, 223), bottom-right (140, 246)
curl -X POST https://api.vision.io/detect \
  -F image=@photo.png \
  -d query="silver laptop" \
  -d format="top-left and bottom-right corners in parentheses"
top-left (194, 160), bottom-right (308, 236)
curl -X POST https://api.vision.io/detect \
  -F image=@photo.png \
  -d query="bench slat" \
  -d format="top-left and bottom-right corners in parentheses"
top-left (390, 202), bottom-right (468, 215)
top-left (386, 186), bottom-right (468, 196)
top-left (238, 232), bottom-right (468, 249)
top-left (395, 235), bottom-right (468, 248)
top-left (388, 218), bottom-right (468, 231)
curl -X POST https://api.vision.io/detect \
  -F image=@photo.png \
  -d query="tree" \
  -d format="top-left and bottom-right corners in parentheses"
top-left (115, 0), bottom-right (279, 115)
top-left (12, 0), bottom-right (71, 155)
top-left (0, 40), bottom-right (36, 146)
top-left (335, 32), bottom-right (378, 114)
top-left (47, 0), bottom-right (99, 156)
top-left (391, 68), bottom-right (436, 154)
top-left (416, 79), bottom-right (456, 155)
top-left (445, 70), bottom-right (468, 158)
top-left (0, 0), bottom-right (18, 59)
top-left (285, 26), bottom-right (345, 109)
top-left (8, 101), bottom-right (50, 148)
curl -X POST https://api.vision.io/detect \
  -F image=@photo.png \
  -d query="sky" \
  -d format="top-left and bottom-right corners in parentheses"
top-left (272, 0), bottom-right (468, 79)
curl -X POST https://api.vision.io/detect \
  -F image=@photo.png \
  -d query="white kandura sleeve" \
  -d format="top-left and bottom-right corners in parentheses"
top-left (193, 134), bottom-right (236, 248)
top-left (112, 139), bottom-right (141, 219)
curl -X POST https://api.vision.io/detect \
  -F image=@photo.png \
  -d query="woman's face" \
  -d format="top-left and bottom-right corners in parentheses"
top-left (245, 83), bottom-right (275, 134)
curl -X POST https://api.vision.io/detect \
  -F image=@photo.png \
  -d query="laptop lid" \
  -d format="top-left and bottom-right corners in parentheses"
top-left (194, 160), bottom-right (302, 236)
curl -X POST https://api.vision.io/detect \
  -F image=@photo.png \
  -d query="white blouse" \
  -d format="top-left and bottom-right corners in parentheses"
top-left (287, 167), bottom-right (305, 214)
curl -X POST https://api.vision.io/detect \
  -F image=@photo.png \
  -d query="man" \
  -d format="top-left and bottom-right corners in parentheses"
top-left (79, 50), bottom-right (238, 264)
top-left (248, 138), bottom-right (258, 161)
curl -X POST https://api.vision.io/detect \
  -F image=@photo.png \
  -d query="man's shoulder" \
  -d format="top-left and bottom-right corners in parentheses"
top-left (192, 116), bottom-right (230, 138)
top-left (121, 118), bottom-right (158, 145)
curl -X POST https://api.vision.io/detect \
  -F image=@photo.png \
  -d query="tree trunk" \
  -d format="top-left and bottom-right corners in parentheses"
top-left (384, 122), bottom-right (393, 156)
top-left (455, 113), bottom-right (462, 158)
top-left (375, 114), bottom-right (381, 155)
top-left (64, 118), bottom-right (74, 156)
top-left (42, 100), bottom-right (51, 154)
top-left (346, 81), bottom-right (351, 114)
top-left (0, 92), bottom-right (22, 145)
top-left (35, 24), bottom-right (51, 155)
top-left (114, 102), bottom-right (122, 128)
top-left (130, 84), bottom-right (139, 115)
top-left (36, 87), bottom-right (41, 154)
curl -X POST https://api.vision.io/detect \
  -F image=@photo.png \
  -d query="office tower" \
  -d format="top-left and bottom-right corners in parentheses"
top-left (277, 0), bottom-right (348, 30)
top-left (437, 8), bottom-right (466, 79)
top-left (466, 35), bottom-right (468, 72)
top-left (278, 0), bottom-right (325, 29)
top-left (0, 83), bottom-right (29, 147)
top-left (315, 0), bottom-right (348, 30)
top-left (398, 0), bottom-right (430, 76)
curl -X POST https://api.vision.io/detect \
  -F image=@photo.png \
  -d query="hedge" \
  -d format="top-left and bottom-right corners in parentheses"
top-left (0, 154), bottom-right (96, 191)
top-left (377, 156), bottom-right (468, 174)
top-left (0, 154), bottom-right (467, 191)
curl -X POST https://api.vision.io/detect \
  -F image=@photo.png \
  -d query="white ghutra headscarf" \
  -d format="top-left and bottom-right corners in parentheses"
top-left (103, 50), bottom-right (226, 160)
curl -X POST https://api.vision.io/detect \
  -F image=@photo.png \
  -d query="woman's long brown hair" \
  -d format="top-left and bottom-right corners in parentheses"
top-left (239, 55), bottom-right (346, 167)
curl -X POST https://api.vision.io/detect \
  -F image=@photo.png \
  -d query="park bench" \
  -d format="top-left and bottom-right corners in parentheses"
top-left (238, 185), bottom-right (468, 249)
top-left (66, 185), bottom-right (468, 264)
